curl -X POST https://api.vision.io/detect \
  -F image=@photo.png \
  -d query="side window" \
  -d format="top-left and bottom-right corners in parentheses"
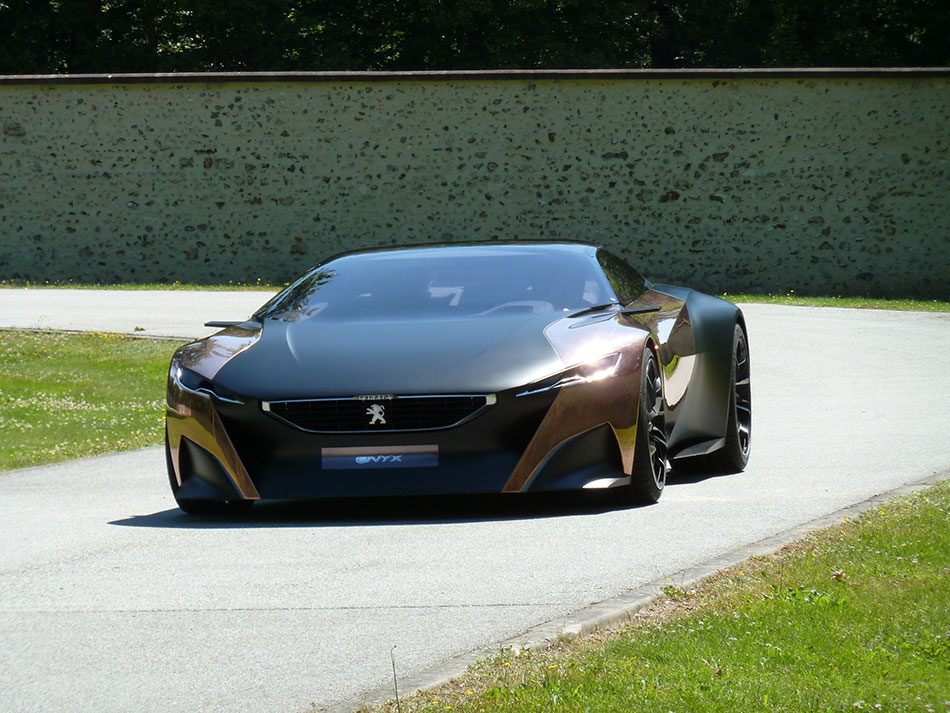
top-left (597, 250), bottom-right (647, 305)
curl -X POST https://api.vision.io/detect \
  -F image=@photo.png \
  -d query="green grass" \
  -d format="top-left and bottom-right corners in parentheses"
top-left (375, 480), bottom-right (950, 713)
top-left (725, 292), bottom-right (950, 312)
top-left (0, 331), bottom-right (177, 471)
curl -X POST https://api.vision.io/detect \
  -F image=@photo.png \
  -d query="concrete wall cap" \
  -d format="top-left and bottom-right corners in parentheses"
top-left (2, 67), bottom-right (950, 85)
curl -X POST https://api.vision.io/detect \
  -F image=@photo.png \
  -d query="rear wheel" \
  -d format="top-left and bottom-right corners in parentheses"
top-left (617, 347), bottom-right (667, 505)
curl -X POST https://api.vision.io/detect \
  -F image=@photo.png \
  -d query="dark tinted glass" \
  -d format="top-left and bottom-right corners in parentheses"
top-left (596, 250), bottom-right (647, 305)
top-left (256, 247), bottom-right (615, 322)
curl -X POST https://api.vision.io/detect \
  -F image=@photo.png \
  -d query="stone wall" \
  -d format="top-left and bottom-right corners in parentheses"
top-left (1, 70), bottom-right (947, 297)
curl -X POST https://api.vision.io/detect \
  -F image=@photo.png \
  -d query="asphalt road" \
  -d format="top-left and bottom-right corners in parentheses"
top-left (0, 287), bottom-right (271, 340)
top-left (1, 294), bottom-right (949, 713)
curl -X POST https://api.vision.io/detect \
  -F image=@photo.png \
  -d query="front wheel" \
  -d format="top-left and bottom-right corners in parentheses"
top-left (617, 347), bottom-right (668, 506)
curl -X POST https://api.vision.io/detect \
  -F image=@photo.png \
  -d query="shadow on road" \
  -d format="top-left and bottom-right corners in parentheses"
top-left (109, 491), bottom-right (640, 529)
top-left (111, 467), bottom-right (732, 530)
top-left (665, 469), bottom-right (735, 486)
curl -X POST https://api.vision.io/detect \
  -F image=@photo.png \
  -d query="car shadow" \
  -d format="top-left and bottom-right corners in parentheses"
top-left (109, 491), bottom-right (643, 529)
top-left (665, 469), bottom-right (734, 486)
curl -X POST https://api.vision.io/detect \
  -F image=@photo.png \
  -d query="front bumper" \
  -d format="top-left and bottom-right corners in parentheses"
top-left (166, 354), bottom-right (643, 502)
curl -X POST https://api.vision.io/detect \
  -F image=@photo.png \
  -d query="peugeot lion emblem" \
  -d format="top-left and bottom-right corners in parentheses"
top-left (366, 403), bottom-right (387, 425)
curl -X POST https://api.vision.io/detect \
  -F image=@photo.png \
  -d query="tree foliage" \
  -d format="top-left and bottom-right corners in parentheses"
top-left (0, 0), bottom-right (946, 73)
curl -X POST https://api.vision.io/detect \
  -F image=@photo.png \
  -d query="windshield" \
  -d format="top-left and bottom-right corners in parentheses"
top-left (255, 247), bottom-right (616, 323)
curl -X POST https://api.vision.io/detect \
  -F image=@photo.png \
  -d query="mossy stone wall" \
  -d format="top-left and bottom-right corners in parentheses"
top-left (1, 71), bottom-right (947, 296)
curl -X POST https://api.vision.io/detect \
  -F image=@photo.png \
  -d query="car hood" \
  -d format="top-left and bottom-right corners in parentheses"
top-left (213, 314), bottom-right (568, 398)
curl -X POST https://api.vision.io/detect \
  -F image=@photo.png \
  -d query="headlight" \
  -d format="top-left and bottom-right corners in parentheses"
top-left (573, 352), bottom-right (623, 383)
top-left (516, 353), bottom-right (622, 397)
top-left (171, 363), bottom-right (207, 392)
top-left (169, 359), bottom-right (243, 404)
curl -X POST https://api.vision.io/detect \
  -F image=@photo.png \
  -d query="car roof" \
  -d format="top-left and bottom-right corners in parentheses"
top-left (316, 240), bottom-right (603, 263)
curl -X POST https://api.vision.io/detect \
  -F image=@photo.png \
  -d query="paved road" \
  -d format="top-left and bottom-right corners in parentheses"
top-left (0, 288), bottom-right (273, 339)
top-left (1, 296), bottom-right (949, 713)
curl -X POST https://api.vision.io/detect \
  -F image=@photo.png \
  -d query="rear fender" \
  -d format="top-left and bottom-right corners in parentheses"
top-left (651, 285), bottom-right (743, 457)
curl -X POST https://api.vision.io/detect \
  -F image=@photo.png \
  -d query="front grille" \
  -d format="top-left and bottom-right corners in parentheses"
top-left (264, 395), bottom-right (493, 432)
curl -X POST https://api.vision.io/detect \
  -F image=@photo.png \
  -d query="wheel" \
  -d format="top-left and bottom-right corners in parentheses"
top-left (675, 324), bottom-right (751, 475)
top-left (726, 324), bottom-right (753, 469)
top-left (618, 347), bottom-right (668, 505)
top-left (165, 429), bottom-right (254, 516)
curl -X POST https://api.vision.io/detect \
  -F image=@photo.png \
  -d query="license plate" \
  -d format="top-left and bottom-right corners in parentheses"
top-left (321, 445), bottom-right (438, 470)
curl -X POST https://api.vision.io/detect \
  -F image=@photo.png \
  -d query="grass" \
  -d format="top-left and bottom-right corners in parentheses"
top-left (725, 292), bottom-right (950, 312)
top-left (371, 480), bottom-right (950, 713)
top-left (0, 330), bottom-right (176, 471)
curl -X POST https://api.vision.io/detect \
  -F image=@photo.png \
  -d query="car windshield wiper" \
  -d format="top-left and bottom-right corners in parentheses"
top-left (566, 302), bottom-right (620, 318)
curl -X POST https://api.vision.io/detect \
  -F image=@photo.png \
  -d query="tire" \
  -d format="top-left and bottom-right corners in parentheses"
top-left (165, 429), bottom-right (254, 516)
top-left (617, 347), bottom-right (668, 505)
top-left (676, 324), bottom-right (751, 475)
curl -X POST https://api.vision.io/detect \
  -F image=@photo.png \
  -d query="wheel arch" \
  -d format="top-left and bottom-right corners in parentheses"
top-left (610, 335), bottom-right (660, 478)
top-left (652, 286), bottom-right (744, 459)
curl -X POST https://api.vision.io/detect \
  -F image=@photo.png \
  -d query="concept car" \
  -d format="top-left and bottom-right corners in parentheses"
top-left (166, 243), bottom-right (751, 514)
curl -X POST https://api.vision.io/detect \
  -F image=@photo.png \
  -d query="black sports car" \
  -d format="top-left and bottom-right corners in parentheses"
top-left (166, 243), bottom-right (751, 514)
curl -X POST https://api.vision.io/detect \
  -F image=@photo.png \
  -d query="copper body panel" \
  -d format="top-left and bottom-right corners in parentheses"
top-left (173, 325), bottom-right (261, 380)
top-left (502, 345), bottom-right (645, 492)
top-left (501, 287), bottom-right (696, 493)
top-left (166, 325), bottom-right (262, 500)
top-left (166, 384), bottom-right (261, 500)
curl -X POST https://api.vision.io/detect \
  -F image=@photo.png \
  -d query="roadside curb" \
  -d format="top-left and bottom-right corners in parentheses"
top-left (326, 469), bottom-right (950, 712)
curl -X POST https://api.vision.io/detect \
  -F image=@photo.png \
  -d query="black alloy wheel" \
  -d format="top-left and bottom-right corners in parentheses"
top-left (620, 347), bottom-right (668, 505)
top-left (712, 323), bottom-right (752, 472)
top-left (732, 326), bottom-right (752, 462)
